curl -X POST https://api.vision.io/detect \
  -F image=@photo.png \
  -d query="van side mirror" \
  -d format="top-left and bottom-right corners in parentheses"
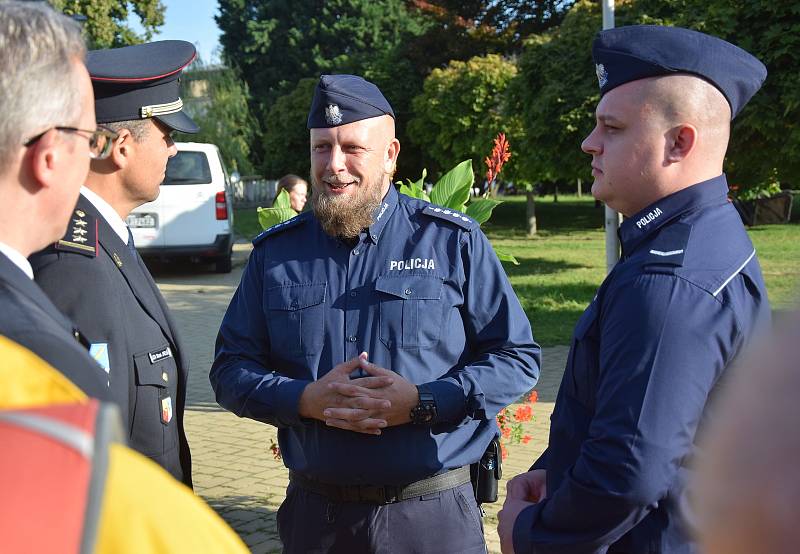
top-left (230, 171), bottom-right (241, 185)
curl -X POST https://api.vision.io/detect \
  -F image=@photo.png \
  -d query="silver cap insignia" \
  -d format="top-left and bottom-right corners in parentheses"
top-left (325, 104), bottom-right (343, 126)
top-left (596, 63), bottom-right (608, 88)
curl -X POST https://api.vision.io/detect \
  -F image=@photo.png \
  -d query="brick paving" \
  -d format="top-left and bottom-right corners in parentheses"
top-left (150, 242), bottom-right (567, 554)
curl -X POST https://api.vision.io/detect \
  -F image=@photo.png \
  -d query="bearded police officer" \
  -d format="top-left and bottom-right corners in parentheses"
top-left (211, 74), bottom-right (540, 553)
top-left (497, 26), bottom-right (772, 553)
top-left (31, 41), bottom-right (198, 486)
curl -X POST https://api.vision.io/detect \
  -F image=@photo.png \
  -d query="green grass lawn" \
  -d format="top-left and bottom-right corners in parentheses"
top-left (236, 194), bottom-right (800, 346)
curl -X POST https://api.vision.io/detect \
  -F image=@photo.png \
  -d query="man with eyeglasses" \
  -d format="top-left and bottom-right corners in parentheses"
top-left (0, 2), bottom-right (110, 398)
top-left (31, 40), bottom-right (199, 486)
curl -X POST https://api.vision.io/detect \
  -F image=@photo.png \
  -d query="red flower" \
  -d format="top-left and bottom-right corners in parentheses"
top-left (484, 132), bottom-right (511, 185)
top-left (514, 404), bottom-right (533, 423)
top-left (522, 435), bottom-right (532, 445)
top-left (529, 390), bottom-right (539, 403)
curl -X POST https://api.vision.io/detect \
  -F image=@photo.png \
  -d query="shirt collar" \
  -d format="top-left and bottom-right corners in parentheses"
top-left (367, 184), bottom-right (399, 244)
top-left (0, 241), bottom-right (33, 279)
top-left (618, 174), bottom-right (730, 255)
top-left (80, 186), bottom-right (129, 244)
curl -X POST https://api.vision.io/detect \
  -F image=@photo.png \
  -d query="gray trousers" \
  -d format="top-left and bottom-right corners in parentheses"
top-left (277, 481), bottom-right (488, 553)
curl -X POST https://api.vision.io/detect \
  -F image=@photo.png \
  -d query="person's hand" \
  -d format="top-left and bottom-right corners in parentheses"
top-left (506, 469), bottom-right (547, 503)
top-left (298, 354), bottom-right (395, 434)
top-left (325, 356), bottom-right (419, 430)
top-left (497, 496), bottom-right (536, 554)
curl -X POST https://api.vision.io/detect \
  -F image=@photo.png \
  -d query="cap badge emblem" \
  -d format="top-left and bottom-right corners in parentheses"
top-left (325, 104), bottom-right (343, 126)
top-left (596, 63), bottom-right (608, 88)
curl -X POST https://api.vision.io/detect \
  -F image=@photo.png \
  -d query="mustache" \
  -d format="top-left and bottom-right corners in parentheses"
top-left (322, 174), bottom-right (360, 185)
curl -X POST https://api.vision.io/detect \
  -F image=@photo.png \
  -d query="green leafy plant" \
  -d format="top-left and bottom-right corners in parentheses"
top-left (399, 133), bottom-right (518, 265)
top-left (257, 189), bottom-right (297, 230)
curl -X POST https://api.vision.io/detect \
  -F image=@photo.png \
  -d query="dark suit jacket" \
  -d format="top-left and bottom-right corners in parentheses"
top-left (0, 252), bottom-right (109, 398)
top-left (31, 194), bottom-right (192, 486)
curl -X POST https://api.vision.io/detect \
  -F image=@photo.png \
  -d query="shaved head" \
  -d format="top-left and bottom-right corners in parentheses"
top-left (639, 75), bottom-right (732, 161)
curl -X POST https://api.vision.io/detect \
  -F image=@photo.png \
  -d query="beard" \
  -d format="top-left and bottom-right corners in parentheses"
top-left (311, 170), bottom-right (386, 239)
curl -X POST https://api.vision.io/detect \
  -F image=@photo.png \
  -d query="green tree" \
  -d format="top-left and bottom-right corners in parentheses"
top-left (177, 60), bottom-right (258, 175)
top-left (50, 0), bottom-right (165, 48)
top-left (260, 77), bottom-right (317, 179)
top-left (510, 0), bottom-right (800, 190)
top-left (408, 54), bottom-right (523, 181)
top-left (217, 0), bottom-right (428, 175)
top-left (508, 0), bottom-right (601, 185)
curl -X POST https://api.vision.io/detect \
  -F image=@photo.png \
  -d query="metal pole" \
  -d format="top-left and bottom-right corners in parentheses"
top-left (601, 0), bottom-right (622, 273)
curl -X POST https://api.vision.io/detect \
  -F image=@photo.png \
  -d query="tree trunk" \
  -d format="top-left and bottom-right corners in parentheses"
top-left (577, 178), bottom-right (582, 197)
top-left (553, 183), bottom-right (559, 203)
top-left (526, 190), bottom-right (537, 236)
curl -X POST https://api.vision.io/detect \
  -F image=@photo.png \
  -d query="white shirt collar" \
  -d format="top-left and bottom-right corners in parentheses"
top-left (0, 241), bottom-right (33, 279)
top-left (80, 186), bottom-right (129, 244)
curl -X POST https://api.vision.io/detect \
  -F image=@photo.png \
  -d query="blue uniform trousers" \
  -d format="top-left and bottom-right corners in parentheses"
top-left (278, 482), bottom-right (487, 554)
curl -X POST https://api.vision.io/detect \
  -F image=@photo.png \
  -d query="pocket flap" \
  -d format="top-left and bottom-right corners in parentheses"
top-left (375, 275), bottom-right (443, 300)
top-left (134, 346), bottom-right (172, 387)
top-left (267, 283), bottom-right (327, 311)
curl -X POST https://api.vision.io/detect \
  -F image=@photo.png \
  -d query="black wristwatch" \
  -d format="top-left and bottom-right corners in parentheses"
top-left (410, 384), bottom-right (437, 425)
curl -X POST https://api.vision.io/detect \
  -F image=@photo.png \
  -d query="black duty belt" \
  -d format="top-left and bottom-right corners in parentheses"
top-left (289, 466), bottom-right (471, 505)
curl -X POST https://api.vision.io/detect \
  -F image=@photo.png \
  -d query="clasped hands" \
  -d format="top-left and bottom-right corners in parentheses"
top-left (297, 352), bottom-right (419, 435)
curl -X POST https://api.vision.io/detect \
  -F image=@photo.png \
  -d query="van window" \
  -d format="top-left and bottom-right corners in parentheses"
top-left (162, 151), bottom-right (212, 185)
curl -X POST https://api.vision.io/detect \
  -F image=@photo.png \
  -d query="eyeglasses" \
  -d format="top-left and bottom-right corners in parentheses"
top-left (23, 126), bottom-right (120, 160)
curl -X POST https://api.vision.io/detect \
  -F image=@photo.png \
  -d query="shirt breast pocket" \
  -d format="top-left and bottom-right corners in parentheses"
top-left (132, 345), bottom-right (178, 457)
top-left (375, 275), bottom-right (444, 349)
top-left (266, 283), bottom-right (326, 357)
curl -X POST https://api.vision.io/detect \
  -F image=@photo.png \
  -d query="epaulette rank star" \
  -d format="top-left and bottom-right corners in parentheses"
top-left (55, 208), bottom-right (98, 257)
top-left (252, 212), bottom-right (309, 246)
top-left (422, 205), bottom-right (478, 231)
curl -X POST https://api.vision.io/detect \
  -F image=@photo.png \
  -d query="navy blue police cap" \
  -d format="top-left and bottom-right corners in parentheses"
top-left (307, 74), bottom-right (394, 129)
top-left (592, 25), bottom-right (767, 119)
top-left (87, 40), bottom-right (199, 133)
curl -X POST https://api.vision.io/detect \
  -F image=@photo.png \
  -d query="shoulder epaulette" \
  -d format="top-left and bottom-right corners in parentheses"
top-left (55, 208), bottom-right (97, 257)
top-left (252, 212), bottom-right (309, 246)
top-left (421, 205), bottom-right (478, 231)
top-left (643, 222), bottom-right (692, 269)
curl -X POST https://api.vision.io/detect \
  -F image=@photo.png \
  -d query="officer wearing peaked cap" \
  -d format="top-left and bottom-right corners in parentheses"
top-left (31, 40), bottom-right (198, 486)
top-left (498, 26), bottom-right (772, 554)
top-left (211, 74), bottom-right (540, 553)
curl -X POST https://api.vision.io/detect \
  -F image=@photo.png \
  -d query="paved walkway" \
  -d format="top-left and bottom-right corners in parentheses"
top-left (150, 243), bottom-right (567, 554)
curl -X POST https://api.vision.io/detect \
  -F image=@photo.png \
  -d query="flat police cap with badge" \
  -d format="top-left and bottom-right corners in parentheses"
top-left (307, 74), bottom-right (395, 129)
top-left (88, 40), bottom-right (200, 133)
top-left (592, 25), bottom-right (767, 119)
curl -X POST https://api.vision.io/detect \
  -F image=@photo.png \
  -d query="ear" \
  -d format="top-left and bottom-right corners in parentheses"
top-left (384, 138), bottom-right (401, 174)
top-left (29, 130), bottom-right (62, 190)
top-left (106, 128), bottom-right (134, 169)
top-left (665, 124), bottom-right (697, 163)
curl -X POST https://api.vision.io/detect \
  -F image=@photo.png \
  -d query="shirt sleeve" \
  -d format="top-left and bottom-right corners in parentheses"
top-left (513, 273), bottom-right (741, 553)
top-left (209, 247), bottom-right (309, 428)
top-left (426, 228), bottom-right (541, 424)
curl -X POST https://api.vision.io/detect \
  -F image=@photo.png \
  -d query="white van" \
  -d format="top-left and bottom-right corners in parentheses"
top-left (127, 142), bottom-right (235, 273)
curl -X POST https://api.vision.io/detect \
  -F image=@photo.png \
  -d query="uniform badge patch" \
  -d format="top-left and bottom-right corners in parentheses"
top-left (149, 346), bottom-right (172, 364)
top-left (161, 396), bottom-right (173, 424)
top-left (89, 343), bottom-right (111, 374)
top-left (325, 103), bottom-right (343, 125)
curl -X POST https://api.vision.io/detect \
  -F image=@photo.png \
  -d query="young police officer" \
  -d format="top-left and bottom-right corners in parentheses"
top-left (31, 41), bottom-right (199, 486)
top-left (498, 25), bottom-right (771, 554)
top-left (212, 75), bottom-right (541, 553)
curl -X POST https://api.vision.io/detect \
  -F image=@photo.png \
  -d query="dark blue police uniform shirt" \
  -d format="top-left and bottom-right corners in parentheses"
top-left (513, 174), bottom-right (771, 553)
top-left (211, 185), bottom-right (540, 485)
